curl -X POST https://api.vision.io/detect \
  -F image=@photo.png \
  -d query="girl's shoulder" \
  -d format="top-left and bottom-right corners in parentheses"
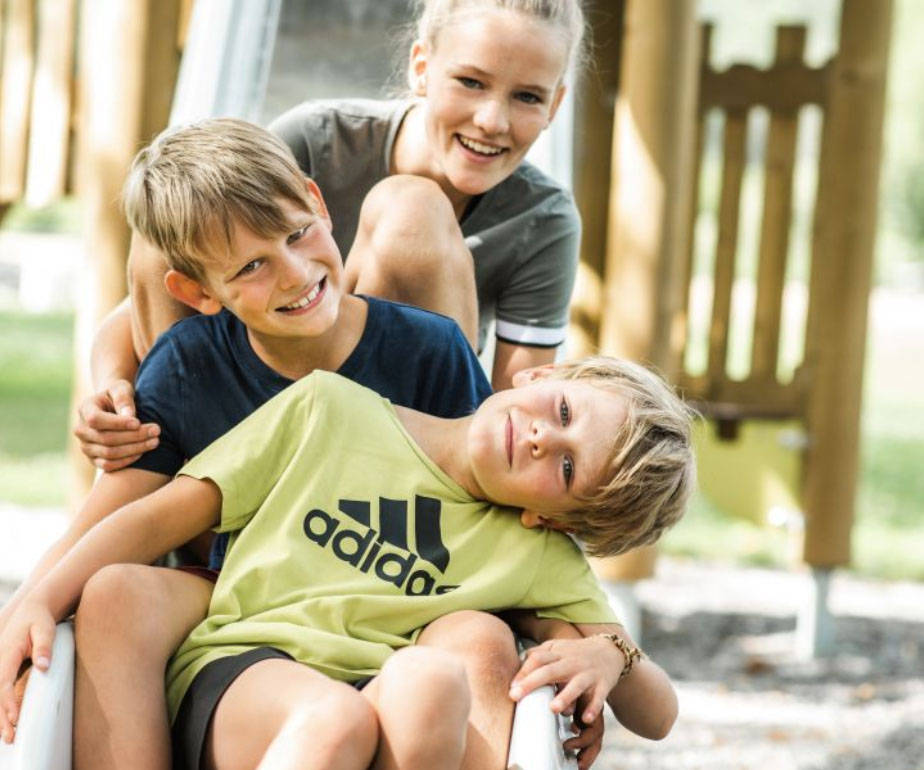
top-left (270, 97), bottom-right (410, 137)
top-left (470, 160), bottom-right (579, 230)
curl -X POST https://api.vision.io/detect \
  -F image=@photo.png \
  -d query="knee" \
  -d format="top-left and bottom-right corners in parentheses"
top-left (424, 611), bottom-right (521, 683)
top-left (75, 564), bottom-right (168, 651)
top-left (287, 688), bottom-right (378, 760)
top-left (384, 646), bottom-right (471, 711)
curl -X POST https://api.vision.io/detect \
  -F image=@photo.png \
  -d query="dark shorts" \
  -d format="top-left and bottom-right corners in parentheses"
top-left (171, 647), bottom-right (373, 770)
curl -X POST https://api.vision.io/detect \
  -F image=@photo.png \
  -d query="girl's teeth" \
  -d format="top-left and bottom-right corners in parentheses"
top-left (459, 136), bottom-right (504, 155)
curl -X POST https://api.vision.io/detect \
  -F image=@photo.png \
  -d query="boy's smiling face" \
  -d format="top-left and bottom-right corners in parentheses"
top-left (190, 182), bottom-right (345, 342)
top-left (466, 374), bottom-right (628, 525)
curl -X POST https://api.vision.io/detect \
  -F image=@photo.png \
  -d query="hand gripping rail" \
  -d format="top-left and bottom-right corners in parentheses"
top-left (0, 622), bottom-right (74, 770)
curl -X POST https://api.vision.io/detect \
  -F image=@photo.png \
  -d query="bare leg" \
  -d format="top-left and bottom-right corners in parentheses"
top-left (204, 658), bottom-right (378, 770)
top-left (73, 564), bottom-right (215, 770)
top-left (345, 175), bottom-right (479, 349)
top-left (417, 611), bottom-right (521, 770)
top-left (362, 646), bottom-right (471, 770)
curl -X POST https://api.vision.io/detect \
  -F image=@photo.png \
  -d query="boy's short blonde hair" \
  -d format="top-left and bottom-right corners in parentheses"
top-left (542, 357), bottom-right (697, 558)
top-left (122, 118), bottom-right (316, 282)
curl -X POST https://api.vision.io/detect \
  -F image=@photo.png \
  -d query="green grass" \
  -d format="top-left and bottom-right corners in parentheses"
top-left (0, 311), bottom-right (74, 507)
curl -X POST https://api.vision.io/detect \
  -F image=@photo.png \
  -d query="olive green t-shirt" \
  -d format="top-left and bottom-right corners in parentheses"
top-left (166, 371), bottom-right (614, 721)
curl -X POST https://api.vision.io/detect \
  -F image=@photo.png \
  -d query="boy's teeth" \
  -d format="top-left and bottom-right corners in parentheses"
top-left (282, 281), bottom-right (322, 310)
top-left (458, 136), bottom-right (504, 155)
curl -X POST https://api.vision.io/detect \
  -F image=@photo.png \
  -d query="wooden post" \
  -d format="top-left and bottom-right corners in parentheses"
top-left (594, 0), bottom-right (699, 582)
top-left (24, 0), bottom-right (78, 207)
top-left (0, 0), bottom-right (35, 201)
top-left (802, 0), bottom-right (893, 567)
top-left (568, 0), bottom-right (624, 358)
top-left (69, 0), bottom-right (181, 507)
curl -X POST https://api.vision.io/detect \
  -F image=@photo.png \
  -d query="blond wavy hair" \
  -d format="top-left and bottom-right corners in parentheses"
top-left (122, 118), bottom-right (315, 282)
top-left (541, 357), bottom-right (697, 558)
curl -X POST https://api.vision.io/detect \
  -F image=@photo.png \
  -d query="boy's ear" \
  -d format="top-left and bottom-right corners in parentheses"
top-left (520, 510), bottom-right (574, 534)
top-left (511, 363), bottom-right (559, 388)
top-left (164, 270), bottom-right (223, 315)
top-left (304, 177), bottom-right (332, 229)
top-left (409, 40), bottom-right (429, 96)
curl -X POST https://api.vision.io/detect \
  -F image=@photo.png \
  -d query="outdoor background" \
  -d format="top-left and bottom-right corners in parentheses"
top-left (0, 0), bottom-right (921, 768)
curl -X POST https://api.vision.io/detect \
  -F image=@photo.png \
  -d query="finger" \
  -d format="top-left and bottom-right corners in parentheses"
top-left (29, 624), bottom-right (55, 672)
top-left (577, 739), bottom-right (602, 770)
top-left (550, 677), bottom-right (593, 715)
top-left (579, 685), bottom-right (608, 726)
top-left (509, 660), bottom-right (573, 700)
top-left (79, 431), bottom-right (159, 458)
top-left (108, 381), bottom-right (137, 418)
top-left (94, 455), bottom-right (143, 472)
top-left (513, 649), bottom-right (558, 681)
top-left (564, 716), bottom-right (603, 751)
top-left (76, 408), bottom-right (142, 433)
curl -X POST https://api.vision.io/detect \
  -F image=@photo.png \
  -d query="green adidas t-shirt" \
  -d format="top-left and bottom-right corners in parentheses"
top-left (166, 371), bottom-right (616, 721)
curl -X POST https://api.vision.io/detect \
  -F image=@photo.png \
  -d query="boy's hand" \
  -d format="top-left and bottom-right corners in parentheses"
top-left (0, 602), bottom-right (56, 743)
top-left (509, 636), bottom-right (622, 725)
top-left (74, 379), bottom-right (160, 471)
top-left (563, 701), bottom-right (604, 770)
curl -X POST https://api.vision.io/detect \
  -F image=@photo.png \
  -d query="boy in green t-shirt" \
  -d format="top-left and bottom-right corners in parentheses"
top-left (0, 354), bottom-right (694, 770)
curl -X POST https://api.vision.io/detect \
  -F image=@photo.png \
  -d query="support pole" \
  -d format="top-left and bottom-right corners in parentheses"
top-left (591, 0), bottom-right (699, 610)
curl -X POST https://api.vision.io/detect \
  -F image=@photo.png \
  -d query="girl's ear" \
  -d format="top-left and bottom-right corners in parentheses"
top-left (164, 270), bottom-right (222, 315)
top-left (511, 363), bottom-right (559, 388)
top-left (409, 40), bottom-right (430, 96)
top-left (545, 84), bottom-right (567, 127)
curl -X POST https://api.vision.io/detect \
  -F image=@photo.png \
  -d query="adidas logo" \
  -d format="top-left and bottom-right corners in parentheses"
top-left (303, 495), bottom-right (459, 597)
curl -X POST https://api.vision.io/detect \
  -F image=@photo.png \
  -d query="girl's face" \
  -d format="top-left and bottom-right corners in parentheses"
top-left (411, 9), bottom-right (569, 202)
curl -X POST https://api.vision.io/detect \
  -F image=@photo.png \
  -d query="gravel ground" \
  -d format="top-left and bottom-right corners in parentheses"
top-left (598, 559), bottom-right (924, 770)
top-left (3, 558), bottom-right (922, 770)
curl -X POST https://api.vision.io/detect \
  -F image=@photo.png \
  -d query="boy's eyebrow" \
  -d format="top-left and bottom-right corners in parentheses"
top-left (451, 63), bottom-right (551, 97)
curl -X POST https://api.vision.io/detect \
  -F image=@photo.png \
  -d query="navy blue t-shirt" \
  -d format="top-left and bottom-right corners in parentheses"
top-left (131, 296), bottom-right (492, 567)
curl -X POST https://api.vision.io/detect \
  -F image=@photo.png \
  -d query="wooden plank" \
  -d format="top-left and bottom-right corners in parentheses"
top-left (707, 108), bottom-right (747, 385)
top-left (701, 61), bottom-right (829, 111)
top-left (678, 23), bottom-right (712, 378)
top-left (568, 0), bottom-right (624, 356)
top-left (751, 26), bottom-right (805, 382)
top-left (677, 372), bottom-right (800, 417)
top-left (801, 0), bottom-right (893, 568)
top-left (0, 0), bottom-right (35, 202)
top-left (24, 0), bottom-right (77, 207)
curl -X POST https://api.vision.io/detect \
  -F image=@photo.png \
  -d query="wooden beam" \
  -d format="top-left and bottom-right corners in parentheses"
top-left (750, 26), bottom-right (805, 382)
top-left (599, 0), bottom-right (699, 378)
top-left (24, 0), bottom-right (77, 207)
top-left (568, 0), bottom-right (624, 357)
top-left (69, 0), bottom-right (182, 507)
top-left (0, 0), bottom-right (35, 201)
top-left (701, 61), bottom-right (829, 111)
top-left (596, 0), bottom-right (699, 582)
top-left (802, 0), bottom-right (893, 567)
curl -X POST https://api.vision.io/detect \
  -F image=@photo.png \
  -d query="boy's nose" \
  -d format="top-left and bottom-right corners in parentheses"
top-left (529, 421), bottom-right (558, 457)
top-left (279, 251), bottom-right (309, 289)
top-left (473, 98), bottom-right (509, 135)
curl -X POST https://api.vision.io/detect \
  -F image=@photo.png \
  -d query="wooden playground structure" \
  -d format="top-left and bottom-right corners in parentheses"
top-left (0, 0), bottom-right (895, 655)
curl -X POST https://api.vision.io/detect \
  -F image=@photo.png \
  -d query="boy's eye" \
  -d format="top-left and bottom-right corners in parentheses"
top-left (515, 91), bottom-right (542, 105)
top-left (559, 398), bottom-right (571, 427)
top-left (236, 259), bottom-right (263, 278)
top-left (562, 455), bottom-right (574, 487)
top-left (287, 224), bottom-right (310, 245)
top-left (457, 76), bottom-right (483, 90)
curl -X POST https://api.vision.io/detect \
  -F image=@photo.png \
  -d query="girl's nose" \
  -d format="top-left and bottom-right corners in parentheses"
top-left (473, 98), bottom-right (509, 135)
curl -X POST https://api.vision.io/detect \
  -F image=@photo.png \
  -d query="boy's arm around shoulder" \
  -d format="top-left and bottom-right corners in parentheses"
top-left (0, 474), bottom-right (220, 740)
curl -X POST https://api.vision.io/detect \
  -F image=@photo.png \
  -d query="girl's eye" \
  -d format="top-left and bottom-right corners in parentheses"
top-left (563, 455), bottom-right (574, 487)
top-left (559, 398), bottom-right (571, 427)
top-left (287, 224), bottom-right (309, 245)
top-left (457, 76), bottom-right (483, 90)
top-left (515, 91), bottom-right (542, 105)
